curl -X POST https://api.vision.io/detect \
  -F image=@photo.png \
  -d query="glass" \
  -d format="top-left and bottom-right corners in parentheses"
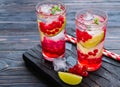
top-left (36, 1), bottom-right (66, 61)
top-left (75, 9), bottom-right (108, 71)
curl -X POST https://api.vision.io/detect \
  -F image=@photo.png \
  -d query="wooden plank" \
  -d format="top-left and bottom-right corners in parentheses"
top-left (0, 27), bottom-right (120, 36)
top-left (0, 83), bottom-right (47, 87)
top-left (0, 42), bottom-right (39, 51)
top-left (0, 10), bottom-right (120, 22)
top-left (0, 0), bottom-right (120, 23)
top-left (0, 35), bottom-right (120, 42)
top-left (0, 21), bottom-right (120, 32)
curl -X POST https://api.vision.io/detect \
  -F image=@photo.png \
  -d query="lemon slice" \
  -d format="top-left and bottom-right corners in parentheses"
top-left (80, 31), bottom-right (104, 48)
top-left (58, 72), bottom-right (83, 85)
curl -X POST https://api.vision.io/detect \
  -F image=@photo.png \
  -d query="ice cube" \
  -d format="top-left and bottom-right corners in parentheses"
top-left (88, 29), bottom-right (102, 36)
top-left (83, 12), bottom-right (94, 21)
top-left (46, 16), bottom-right (58, 24)
top-left (66, 56), bottom-right (77, 67)
top-left (53, 58), bottom-right (69, 71)
top-left (41, 5), bottom-right (51, 14)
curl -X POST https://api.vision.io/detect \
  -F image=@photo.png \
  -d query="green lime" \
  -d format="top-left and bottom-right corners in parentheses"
top-left (58, 72), bottom-right (83, 85)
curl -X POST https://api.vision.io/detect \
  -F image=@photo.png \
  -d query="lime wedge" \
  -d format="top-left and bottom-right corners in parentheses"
top-left (80, 31), bottom-right (104, 48)
top-left (58, 72), bottom-right (83, 85)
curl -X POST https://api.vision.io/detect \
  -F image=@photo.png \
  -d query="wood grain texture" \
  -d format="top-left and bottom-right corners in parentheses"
top-left (23, 44), bottom-right (120, 87)
top-left (0, 0), bottom-right (120, 87)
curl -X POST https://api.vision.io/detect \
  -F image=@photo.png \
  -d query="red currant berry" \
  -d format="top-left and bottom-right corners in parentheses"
top-left (69, 64), bottom-right (88, 77)
top-left (88, 52), bottom-right (93, 55)
top-left (94, 49), bottom-right (98, 54)
top-left (39, 22), bottom-right (46, 31)
top-left (55, 28), bottom-right (59, 32)
top-left (58, 16), bottom-right (64, 22)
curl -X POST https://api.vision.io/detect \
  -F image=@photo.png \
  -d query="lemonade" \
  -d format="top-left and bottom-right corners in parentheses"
top-left (75, 9), bottom-right (108, 71)
top-left (36, 1), bottom-right (66, 61)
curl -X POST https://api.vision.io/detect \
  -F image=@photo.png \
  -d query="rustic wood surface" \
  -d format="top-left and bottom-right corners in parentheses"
top-left (0, 0), bottom-right (120, 87)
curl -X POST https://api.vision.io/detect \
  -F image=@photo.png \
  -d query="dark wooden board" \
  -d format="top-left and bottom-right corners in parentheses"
top-left (23, 44), bottom-right (120, 87)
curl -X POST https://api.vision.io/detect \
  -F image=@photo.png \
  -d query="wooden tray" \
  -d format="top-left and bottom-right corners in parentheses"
top-left (23, 43), bottom-right (120, 87)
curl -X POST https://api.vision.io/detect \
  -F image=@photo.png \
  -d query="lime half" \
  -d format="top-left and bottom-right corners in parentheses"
top-left (58, 72), bottom-right (83, 85)
top-left (80, 31), bottom-right (104, 48)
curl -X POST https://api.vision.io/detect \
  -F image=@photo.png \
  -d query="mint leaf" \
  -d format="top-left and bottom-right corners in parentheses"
top-left (51, 9), bottom-right (55, 15)
top-left (54, 5), bottom-right (59, 10)
top-left (51, 5), bottom-right (61, 15)
top-left (94, 18), bottom-right (99, 25)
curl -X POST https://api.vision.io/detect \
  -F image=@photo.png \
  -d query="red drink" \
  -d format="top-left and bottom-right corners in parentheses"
top-left (75, 9), bottom-right (108, 71)
top-left (36, 1), bottom-right (66, 61)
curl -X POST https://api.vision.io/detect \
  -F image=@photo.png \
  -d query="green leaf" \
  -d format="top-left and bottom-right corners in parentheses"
top-left (51, 5), bottom-right (61, 15)
top-left (94, 18), bottom-right (99, 25)
top-left (51, 9), bottom-right (56, 15)
top-left (54, 5), bottom-right (59, 10)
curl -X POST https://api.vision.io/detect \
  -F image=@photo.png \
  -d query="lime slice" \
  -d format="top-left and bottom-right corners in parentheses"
top-left (58, 72), bottom-right (83, 85)
top-left (80, 31), bottom-right (104, 48)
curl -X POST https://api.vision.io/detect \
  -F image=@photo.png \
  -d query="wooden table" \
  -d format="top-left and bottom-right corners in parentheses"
top-left (0, 0), bottom-right (120, 87)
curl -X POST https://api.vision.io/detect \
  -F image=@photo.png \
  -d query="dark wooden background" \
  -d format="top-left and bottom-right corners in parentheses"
top-left (0, 0), bottom-right (120, 87)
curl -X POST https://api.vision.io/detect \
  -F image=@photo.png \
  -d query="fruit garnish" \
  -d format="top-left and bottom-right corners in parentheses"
top-left (58, 71), bottom-right (83, 85)
top-left (51, 5), bottom-right (61, 15)
top-left (39, 16), bottom-right (66, 37)
top-left (76, 29), bottom-right (92, 42)
top-left (80, 31), bottom-right (104, 48)
top-left (39, 19), bottom-right (66, 36)
top-left (69, 64), bottom-right (88, 77)
top-left (94, 18), bottom-right (99, 25)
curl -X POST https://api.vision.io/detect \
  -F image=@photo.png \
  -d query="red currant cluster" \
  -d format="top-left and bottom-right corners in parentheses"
top-left (88, 49), bottom-right (98, 56)
top-left (42, 37), bottom-right (65, 57)
top-left (39, 16), bottom-right (64, 36)
top-left (76, 29), bottom-right (92, 42)
top-left (77, 49), bottom-right (98, 60)
top-left (69, 64), bottom-right (88, 77)
top-left (77, 50), bottom-right (88, 59)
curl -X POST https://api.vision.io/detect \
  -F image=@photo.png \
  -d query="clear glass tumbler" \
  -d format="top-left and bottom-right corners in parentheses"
top-left (75, 9), bottom-right (108, 71)
top-left (36, 1), bottom-right (66, 61)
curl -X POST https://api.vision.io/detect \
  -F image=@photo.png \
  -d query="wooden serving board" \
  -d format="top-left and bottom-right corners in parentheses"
top-left (23, 43), bottom-right (120, 87)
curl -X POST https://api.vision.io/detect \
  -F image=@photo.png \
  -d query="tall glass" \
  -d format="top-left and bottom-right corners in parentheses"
top-left (36, 1), bottom-right (66, 61)
top-left (75, 9), bottom-right (108, 71)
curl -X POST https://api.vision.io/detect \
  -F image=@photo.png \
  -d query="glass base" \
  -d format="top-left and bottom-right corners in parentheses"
top-left (78, 62), bottom-right (102, 71)
top-left (87, 63), bottom-right (102, 71)
top-left (42, 53), bottom-right (65, 61)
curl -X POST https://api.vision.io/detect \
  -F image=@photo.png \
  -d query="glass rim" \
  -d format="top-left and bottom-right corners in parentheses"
top-left (75, 8), bottom-right (108, 27)
top-left (35, 0), bottom-right (66, 16)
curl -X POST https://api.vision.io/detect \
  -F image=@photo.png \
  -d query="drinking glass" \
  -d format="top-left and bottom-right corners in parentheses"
top-left (75, 9), bottom-right (108, 71)
top-left (36, 1), bottom-right (66, 61)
